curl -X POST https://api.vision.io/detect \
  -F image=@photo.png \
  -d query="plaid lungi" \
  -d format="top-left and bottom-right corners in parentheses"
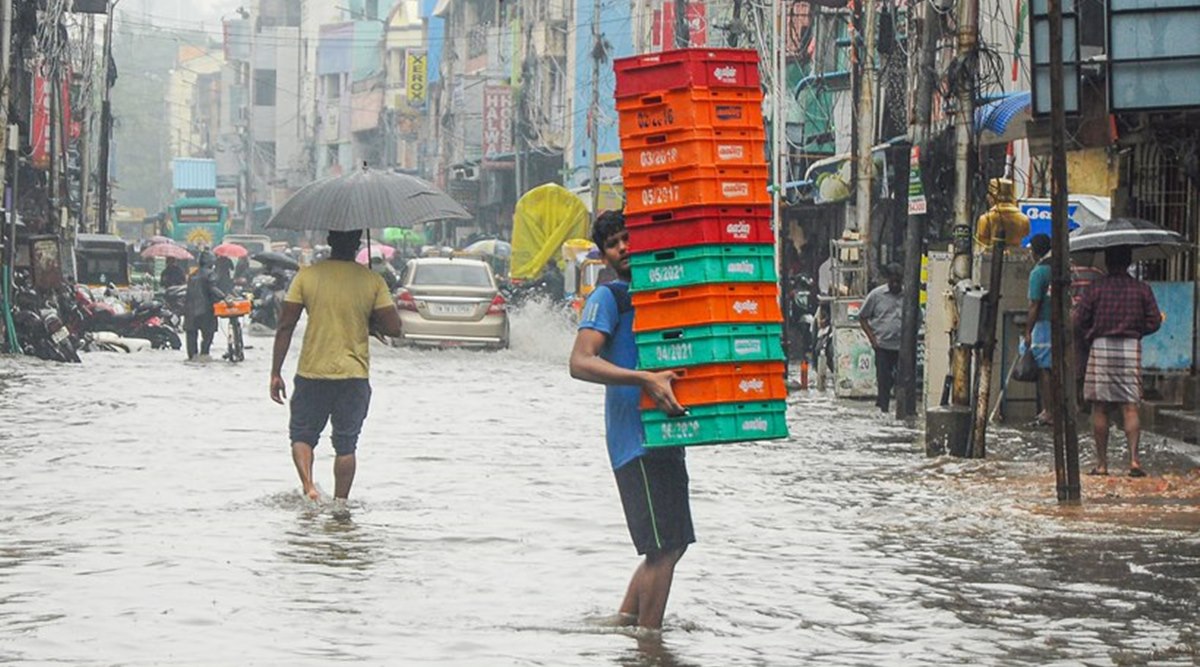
top-left (1083, 336), bottom-right (1142, 404)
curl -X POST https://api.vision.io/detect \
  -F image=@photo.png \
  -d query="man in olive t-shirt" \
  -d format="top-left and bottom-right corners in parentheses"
top-left (270, 229), bottom-right (401, 502)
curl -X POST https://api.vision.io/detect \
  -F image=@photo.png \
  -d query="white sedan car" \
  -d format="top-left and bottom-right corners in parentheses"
top-left (392, 257), bottom-right (509, 349)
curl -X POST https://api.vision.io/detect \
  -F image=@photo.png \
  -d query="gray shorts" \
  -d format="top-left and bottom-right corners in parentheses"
top-left (288, 376), bottom-right (372, 455)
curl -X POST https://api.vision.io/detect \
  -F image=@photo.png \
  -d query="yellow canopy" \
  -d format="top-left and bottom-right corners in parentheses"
top-left (510, 183), bottom-right (590, 280)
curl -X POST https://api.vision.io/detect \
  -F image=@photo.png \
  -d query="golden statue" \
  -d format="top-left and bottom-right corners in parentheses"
top-left (974, 178), bottom-right (1030, 251)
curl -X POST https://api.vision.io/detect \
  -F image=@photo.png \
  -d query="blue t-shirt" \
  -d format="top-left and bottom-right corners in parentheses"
top-left (578, 282), bottom-right (666, 470)
top-left (1028, 264), bottom-right (1052, 321)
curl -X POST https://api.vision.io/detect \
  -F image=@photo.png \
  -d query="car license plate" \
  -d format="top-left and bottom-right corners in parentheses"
top-left (51, 327), bottom-right (70, 344)
top-left (429, 303), bottom-right (474, 316)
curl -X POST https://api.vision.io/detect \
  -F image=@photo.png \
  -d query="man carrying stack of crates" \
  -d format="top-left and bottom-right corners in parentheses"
top-left (569, 48), bottom-right (789, 632)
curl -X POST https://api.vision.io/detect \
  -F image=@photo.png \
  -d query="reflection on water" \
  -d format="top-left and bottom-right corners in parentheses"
top-left (0, 303), bottom-right (1197, 664)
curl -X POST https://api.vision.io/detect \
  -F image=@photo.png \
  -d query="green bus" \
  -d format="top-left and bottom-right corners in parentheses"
top-left (166, 196), bottom-right (230, 247)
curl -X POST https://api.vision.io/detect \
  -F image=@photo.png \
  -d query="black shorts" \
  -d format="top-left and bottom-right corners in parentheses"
top-left (614, 450), bottom-right (695, 555)
top-left (288, 376), bottom-right (372, 456)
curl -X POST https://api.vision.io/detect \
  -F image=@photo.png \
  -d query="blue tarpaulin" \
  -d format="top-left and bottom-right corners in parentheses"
top-left (975, 91), bottom-right (1032, 136)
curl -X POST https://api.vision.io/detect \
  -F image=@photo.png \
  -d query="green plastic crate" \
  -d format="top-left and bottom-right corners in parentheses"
top-left (629, 244), bottom-right (777, 292)
top-left (636, 323), bottom-right (784, 370)
top-left (642, 400), bottom-right (789, 447)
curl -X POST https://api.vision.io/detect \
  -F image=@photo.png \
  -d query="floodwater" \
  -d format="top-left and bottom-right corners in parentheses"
top-left (1, 303), bottom-right (1198, 665)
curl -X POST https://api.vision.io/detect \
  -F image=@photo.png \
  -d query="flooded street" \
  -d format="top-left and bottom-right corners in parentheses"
top-left (1, 308), bottom-right (1197, 665)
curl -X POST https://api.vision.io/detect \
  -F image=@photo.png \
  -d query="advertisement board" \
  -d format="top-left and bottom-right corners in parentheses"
top-left (482, 85), bottom-right (513, 163)
top-left (406, 49), bottom-right (428, 108)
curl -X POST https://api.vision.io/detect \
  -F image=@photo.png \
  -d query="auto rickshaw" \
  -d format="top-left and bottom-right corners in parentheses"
top-left (75, 233), bottom-right (131, 289)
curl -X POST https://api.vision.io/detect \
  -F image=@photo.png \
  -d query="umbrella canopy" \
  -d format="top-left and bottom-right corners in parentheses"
top-left (266, 165), bottom-right (472, 231)
top-left (140, 243), bottom-right (194, 261)
top-left (1069, 217), bottom-right (1189, 262)
top-left (213, 242), bottom-right (250, 259)
top-left (461, 238), bottom-right (512, 259)
top-left (145, 235), bottom-right (173, 246)
top-left (252, 251), bottom-right (300, 272)
top-left (356, 245), bottom-right (396, 264)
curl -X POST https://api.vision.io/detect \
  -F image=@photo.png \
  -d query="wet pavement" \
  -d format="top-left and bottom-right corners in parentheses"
top-left (0, 305), bottom-right (1197, 665)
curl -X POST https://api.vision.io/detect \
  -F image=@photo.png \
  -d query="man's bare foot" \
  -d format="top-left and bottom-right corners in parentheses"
top-left (302, 485), bottom-right (321, 502)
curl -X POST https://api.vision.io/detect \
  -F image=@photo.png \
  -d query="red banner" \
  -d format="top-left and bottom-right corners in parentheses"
top-left (31, 70), bottom-right (50, 170)
top-left (30, 65), bottom-right (73, 171)
top-left (653, 2), bottom-right (707, 48)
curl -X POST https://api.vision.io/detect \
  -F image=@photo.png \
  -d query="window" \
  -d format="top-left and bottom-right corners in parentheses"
top-left (412, 263), bottom-right (493, 287)
top-left (253, 69), bottom-right (277, 106)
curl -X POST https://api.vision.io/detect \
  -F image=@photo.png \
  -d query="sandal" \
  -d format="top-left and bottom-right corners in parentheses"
top-left (1128, 467), bottom-right (1147, 478)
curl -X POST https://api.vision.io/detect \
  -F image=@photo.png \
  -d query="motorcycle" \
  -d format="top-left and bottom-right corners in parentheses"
top-left (8, 276), bottom-right (80, 363)
top-left (69, 284), bottom-right (182, 351)
top-left (159, 284), bottom-right (188, 330)
top-left (248, 272), bottom-right (287, 330)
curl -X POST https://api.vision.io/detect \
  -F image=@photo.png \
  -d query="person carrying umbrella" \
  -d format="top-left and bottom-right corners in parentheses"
top-left (160, 257), bottom-right (187, 289)
top-left (269, 230), bottom-right (402, 504)
top-left (1074, 245), bottom-right (1162, 477)
top-left (184, 250), bottom-right (227, 361)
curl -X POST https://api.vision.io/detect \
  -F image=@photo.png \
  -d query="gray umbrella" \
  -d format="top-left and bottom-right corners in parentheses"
top-left (1069, 217), bottom-right (1189, 262)
top-left (265, 164), bottom-right (472, 231)
top-left (252, 251), bottom-right (300, 272)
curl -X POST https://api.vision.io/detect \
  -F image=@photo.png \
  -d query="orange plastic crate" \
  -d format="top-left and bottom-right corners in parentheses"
top-left (213, 299), bottom-right (252, 317)
top-left (639, 361), bottom-right (787, 409)
top-left (614, 48), bottom-right (761, 98)
top-left (631, 283), bottom-right (782, 332)
top-left (622, 128), bottom-right (767, 176)
top-left (617, 88), bottom-right (764, 138)
top-left (624, 166), bottom-right (771, 214)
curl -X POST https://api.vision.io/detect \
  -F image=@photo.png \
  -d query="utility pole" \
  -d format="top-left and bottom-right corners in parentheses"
top-left (854, 0), bottom-right (879, 278)
top-left (1047, 0), bottom-right (1081, 501)
top-left (98, 0), bottom-right (117, 235)
top-left (896, 0), bottom-right (942, 419)
top-left (588, 0), bottom-right (602, 219)
top-left (243, 8), bottom-right (256, 234)
top-left (79, 15), bottom-right (95, 232)
top-left (771, 0), bottom-right (787, 375)
top-left (1, 0), bottom-right (12, 305)
top-left (948, 0), bottom-right (979, 408)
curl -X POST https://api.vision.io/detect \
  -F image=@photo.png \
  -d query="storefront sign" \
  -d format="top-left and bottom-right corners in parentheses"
top-left (406, 50), bottom-right (428, 108)
top-left (482, 85), bottom-right (513, 161)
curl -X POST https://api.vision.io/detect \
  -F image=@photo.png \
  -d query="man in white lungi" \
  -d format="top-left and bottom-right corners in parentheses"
top-left (1074, 246), bottom-right (1162, 477)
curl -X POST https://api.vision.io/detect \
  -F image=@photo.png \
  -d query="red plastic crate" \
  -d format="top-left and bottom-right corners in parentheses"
top-left (626, 205), bottom-right (775, 252)
top-left (622, 128), bottom-right (767, 177)
top-left (617, 87), bottom-right (765, 138)
top-left (632, 283), bottom-right (783, 332)
top-left (624, 165), bottom-right (771, 214)
top-left (614, 48), bottom-right (762, 99)
top-left (639, 361), bottom-right (788, 409)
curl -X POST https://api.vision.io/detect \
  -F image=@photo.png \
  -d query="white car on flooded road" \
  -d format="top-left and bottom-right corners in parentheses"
top-left (392, 257), bottom-right (510, 349)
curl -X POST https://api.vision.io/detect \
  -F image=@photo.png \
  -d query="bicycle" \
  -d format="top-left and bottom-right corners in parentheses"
top-left (213, 297), bottom-right (252, 363)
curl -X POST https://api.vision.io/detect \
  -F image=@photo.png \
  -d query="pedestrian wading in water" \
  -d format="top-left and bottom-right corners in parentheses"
top-left (569, 210), bottom-right (693, 631)
top-left (270, 229), bottom-right (402, 503)
top-left (1074, 245), bottom-right (1162, 477)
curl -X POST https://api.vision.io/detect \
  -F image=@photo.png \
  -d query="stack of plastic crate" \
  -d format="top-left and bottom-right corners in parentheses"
top-left (614, 48), bottom-right (788, 447)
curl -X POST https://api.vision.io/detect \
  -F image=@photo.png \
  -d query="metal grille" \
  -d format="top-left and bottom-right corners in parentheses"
top-left (1130, 139), bottom-right (1199, 282)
